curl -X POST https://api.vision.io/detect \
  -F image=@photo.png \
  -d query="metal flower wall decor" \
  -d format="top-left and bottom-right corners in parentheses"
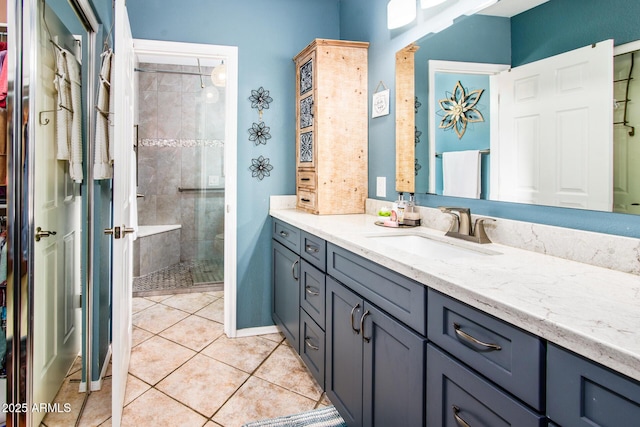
top-left (250, 155), bottom-right (273, 180)
top-left (248, 122), bottom-right (271, 146)
top-left (438, 81), bottom-right (484, 139)
top-left (249, 86), bottom-right (273, 120)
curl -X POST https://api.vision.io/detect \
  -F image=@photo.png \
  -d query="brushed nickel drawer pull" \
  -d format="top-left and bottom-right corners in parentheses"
top-left (279, 230), bottom-right (289, 238)
top-left (305, 244), bottom-right (319, 253)
top-left (452, 406), bottom-right (471, 427)
top-left (305, 286), bottom-right (320, 296)
top-left (454, 323), bottom-right (501, 351)
top-left (291, 259), bottom-right (299, 281)
top-left (304, 338), bottom-right (319, 351)
top-left (350, 303), bottom-right (361, 334)
top-left (360, 310), bottom-right (371, 343)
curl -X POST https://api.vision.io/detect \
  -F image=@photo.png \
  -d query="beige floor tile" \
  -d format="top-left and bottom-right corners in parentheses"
top-left (160, 315), bottom-right (224, 351)
top-left (132, 303), bottom-right (190, 334)
top-left (132, 297), bottom-right (156, 314)
top-left (201, 335), bottom-right (279, 373)
top-left (132, 326), bottom-right (154, 348)
top-left (160, 292), bottom-right (219, 313)
top-left (144, 294), bottom-right (174, 303)
top-left (157, 353), bottom-right (249, 417)
top-left (121, 388), bottom-right (207, 427)
top-left (254, 344), bottom-right (323, 401)
top-left (207, 290), bottom-right (224, 298)
top-left (260, 332), bottom-right (285, 343)
top-left (99, 417), bottom-right (113, 426)
top-left (212, 376), bottom-right (316, 427)
top-left (77, 377), bottom-right (112, 427)
top-left (128, 336), bottom-right (195, 385)
top-left (124, 374), bottom-right (151, 405)
top-left (195, 298), bottom-right (224, 323)
top-left (318, 392), bottom-right (332, 407)
top-left (41, 377), bottom-right (88, 427)
top-left (66, 354), bottom-right (83, 378)
top-left (204, 422), bottom-right (224, 427)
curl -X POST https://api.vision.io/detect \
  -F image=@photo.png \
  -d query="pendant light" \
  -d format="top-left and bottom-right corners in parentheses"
top-left (211, 60), bottom-right (227, 87)
top-left (387, 0), bottom-right (416, 29)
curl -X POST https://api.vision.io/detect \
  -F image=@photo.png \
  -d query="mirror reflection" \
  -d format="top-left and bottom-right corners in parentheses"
top-left (406, 0), bottom-right (640, 215)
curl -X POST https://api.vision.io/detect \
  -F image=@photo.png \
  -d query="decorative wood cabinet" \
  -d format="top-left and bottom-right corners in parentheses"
top-left (293, 39), bottom-right (369, 214)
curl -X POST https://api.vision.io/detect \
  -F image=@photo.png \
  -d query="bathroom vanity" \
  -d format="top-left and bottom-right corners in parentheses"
top-left (270, 204), bottom-right (640, 426)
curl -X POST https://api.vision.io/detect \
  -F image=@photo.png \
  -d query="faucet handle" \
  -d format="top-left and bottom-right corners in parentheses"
top-left (473, 217), bottom-right (496, 244)
top-left (439, 206), bottom-right (470, 214)
top-left (438, 207), bottom-right (460, 232)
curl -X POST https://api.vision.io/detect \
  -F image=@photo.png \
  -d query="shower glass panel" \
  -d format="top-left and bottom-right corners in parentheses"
top-left (134, 61), bottom-right (226, 294)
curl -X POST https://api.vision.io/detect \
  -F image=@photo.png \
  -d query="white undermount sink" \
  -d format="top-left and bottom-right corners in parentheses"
top-left (366, 232), bottom-right (501, 259)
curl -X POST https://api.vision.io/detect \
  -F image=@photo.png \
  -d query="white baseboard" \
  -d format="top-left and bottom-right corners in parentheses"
top-left (233, 325), bottom-right (280, 338)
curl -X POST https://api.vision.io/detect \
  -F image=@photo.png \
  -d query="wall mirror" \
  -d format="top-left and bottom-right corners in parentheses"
top-left (398, 0), bottom-right (640, 216)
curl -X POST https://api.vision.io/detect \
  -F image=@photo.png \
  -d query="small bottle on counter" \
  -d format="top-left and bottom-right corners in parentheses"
top-left (392, 192), bottom-right (406, 225)
top-left (404, 193), bottom-right (421, 226)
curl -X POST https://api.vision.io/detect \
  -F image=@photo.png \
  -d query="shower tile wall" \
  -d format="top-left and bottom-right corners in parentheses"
top-left (137, 63), bottom-right (226, 262)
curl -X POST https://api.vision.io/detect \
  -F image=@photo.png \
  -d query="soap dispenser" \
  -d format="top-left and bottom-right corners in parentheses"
top-left (404, 193), bottom-right (421, 227)
top-left (392, 192), bottom-right (406, 225)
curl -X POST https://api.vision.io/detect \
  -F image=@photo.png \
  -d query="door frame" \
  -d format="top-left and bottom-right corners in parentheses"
top-left (132, 38), bottom-right (239, 336)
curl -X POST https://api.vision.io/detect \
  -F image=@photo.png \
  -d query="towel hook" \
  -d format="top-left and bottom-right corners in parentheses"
top-left (39, 104), bottom-right (73, 126)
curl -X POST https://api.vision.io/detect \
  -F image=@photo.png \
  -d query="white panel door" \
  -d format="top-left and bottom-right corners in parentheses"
top-left (111, 0), bottom-right (136, 425)
top-left (32, 5), bottom-right (82, 426)
top-left (495, 41), bottom-right (613, 210)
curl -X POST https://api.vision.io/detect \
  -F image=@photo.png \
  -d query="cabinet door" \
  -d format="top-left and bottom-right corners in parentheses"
top-left (326, 277), bottom-right (364, 427)
top-left (362, 303), bottom-right (426, 427)
top-left (272, 240), bottom-right (301, 352)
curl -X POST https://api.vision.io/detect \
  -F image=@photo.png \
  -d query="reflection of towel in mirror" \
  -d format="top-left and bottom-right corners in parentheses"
top-left (54, 48), bottom-right (83, 183)
top-left (442, 150), bottom-right (481, 199)
top-left (94, 49), bottom-right (113, 179)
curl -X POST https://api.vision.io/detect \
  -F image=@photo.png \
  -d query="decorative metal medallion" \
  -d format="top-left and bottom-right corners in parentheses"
top-left (250, 155), bottom-right (273, 180)
top-left (415, 96), bottom-right (422, 114)
top-left (248, 122), bottom-right (271, 146)
top-left (415, 158), bottom-right (422, 177)
top-left (249, 86), bottom-right (273, 120)
top-left (300, 96), bottom-right (314, 128)
top-left (438, 81), bottom-right (484, 139)
top-left (415, 127), bottom-right (422, 145)
top-left (300, 131), bottom-right (313, 163)
top-left (300, 59), bottom-right (313, 95)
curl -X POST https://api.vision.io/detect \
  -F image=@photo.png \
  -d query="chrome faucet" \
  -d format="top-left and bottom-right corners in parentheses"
top-left (438, 207), bottom-right (495, 244)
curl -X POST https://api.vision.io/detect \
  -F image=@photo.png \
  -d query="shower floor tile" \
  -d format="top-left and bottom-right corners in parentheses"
top-left (133, 260), bottom-right (223, 296)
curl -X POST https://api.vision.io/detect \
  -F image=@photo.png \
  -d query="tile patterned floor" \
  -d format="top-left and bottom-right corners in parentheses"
top-left (133, 261), bottom-right (223, 297)
top-left (42, 291), bottom-right (329, 427)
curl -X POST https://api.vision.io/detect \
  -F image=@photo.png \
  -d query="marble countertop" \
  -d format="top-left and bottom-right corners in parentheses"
top-left (270, 208), bottom-right (640, 383)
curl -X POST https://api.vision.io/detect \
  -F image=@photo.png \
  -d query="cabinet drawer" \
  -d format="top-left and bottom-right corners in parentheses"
top-left (300, 230), bottom-right (326, 271)
top-left (547, 344), bottom-right (640, 426)
top-left (327, 243), bottom-right (426, 335)
top-left (297, 170), bottom-right (316, 189)
top-left (272, 219), bottom-right (300, 253)
top-left (300, 259), bottom-right (325, 329)
top-left (300, 309), bottom-right (325, 389)
top-left (427, 344), bottom-right (545, 427)
top-left (297, 189), bottom-right (317, 213)
top-left (427, 289), bottom-right (544, 411)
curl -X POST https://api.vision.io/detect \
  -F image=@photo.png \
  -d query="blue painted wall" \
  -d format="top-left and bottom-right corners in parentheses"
top-left (127, 0), bottom-right (340, 328)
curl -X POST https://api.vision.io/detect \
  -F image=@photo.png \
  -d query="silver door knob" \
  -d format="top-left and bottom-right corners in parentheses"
top-left (35, 227), bottom-right (57, 242)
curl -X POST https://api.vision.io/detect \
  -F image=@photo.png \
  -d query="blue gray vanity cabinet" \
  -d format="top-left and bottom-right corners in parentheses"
top-left (326, 276), bottom-right (426, 427)
top-left (427, 344), bottom-right (546, 426)
top-left (547, 343), bottom-right (640, 426)
top-left (427, 289), bottom-right (545, 411)
top-left (272, 240), bottom-right (301, 352)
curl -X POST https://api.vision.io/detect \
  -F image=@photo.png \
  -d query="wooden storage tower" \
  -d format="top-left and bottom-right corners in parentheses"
top-left (294, 39), bottom-right (369, 214)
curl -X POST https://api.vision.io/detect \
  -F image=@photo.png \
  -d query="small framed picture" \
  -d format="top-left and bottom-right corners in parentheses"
top-left (372, 81), bottom-right (390, 118)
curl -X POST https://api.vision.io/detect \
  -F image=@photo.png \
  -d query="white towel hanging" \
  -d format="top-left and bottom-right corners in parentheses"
top-left (94, 49), bottom-right (113, 179)
top-left (442, 150), bottom-right (481, 198)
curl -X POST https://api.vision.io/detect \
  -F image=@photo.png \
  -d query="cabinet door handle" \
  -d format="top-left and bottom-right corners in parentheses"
top-left (452, 406), bottom-right (471, 427)
top-left (453, 323), bottom-right (501, 351)
top-left (300, 177), bottom-right (311, 181)
top-left (305, 286), bottom-right (320, 296)
top-left (304, 337), bottom-right (319, 351)
top-left (360, 310), bottom-right (371, 343)
top-left (350, 303), bottom-right (361, 334)
top-left (305, 244), bottom-right (319, 253)
top-left (301, 198), bottom-right (311, 203)
top-left (279, 230), bottom-right (289, 238)
top-left (291, 259), bottom-right (299, 281)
